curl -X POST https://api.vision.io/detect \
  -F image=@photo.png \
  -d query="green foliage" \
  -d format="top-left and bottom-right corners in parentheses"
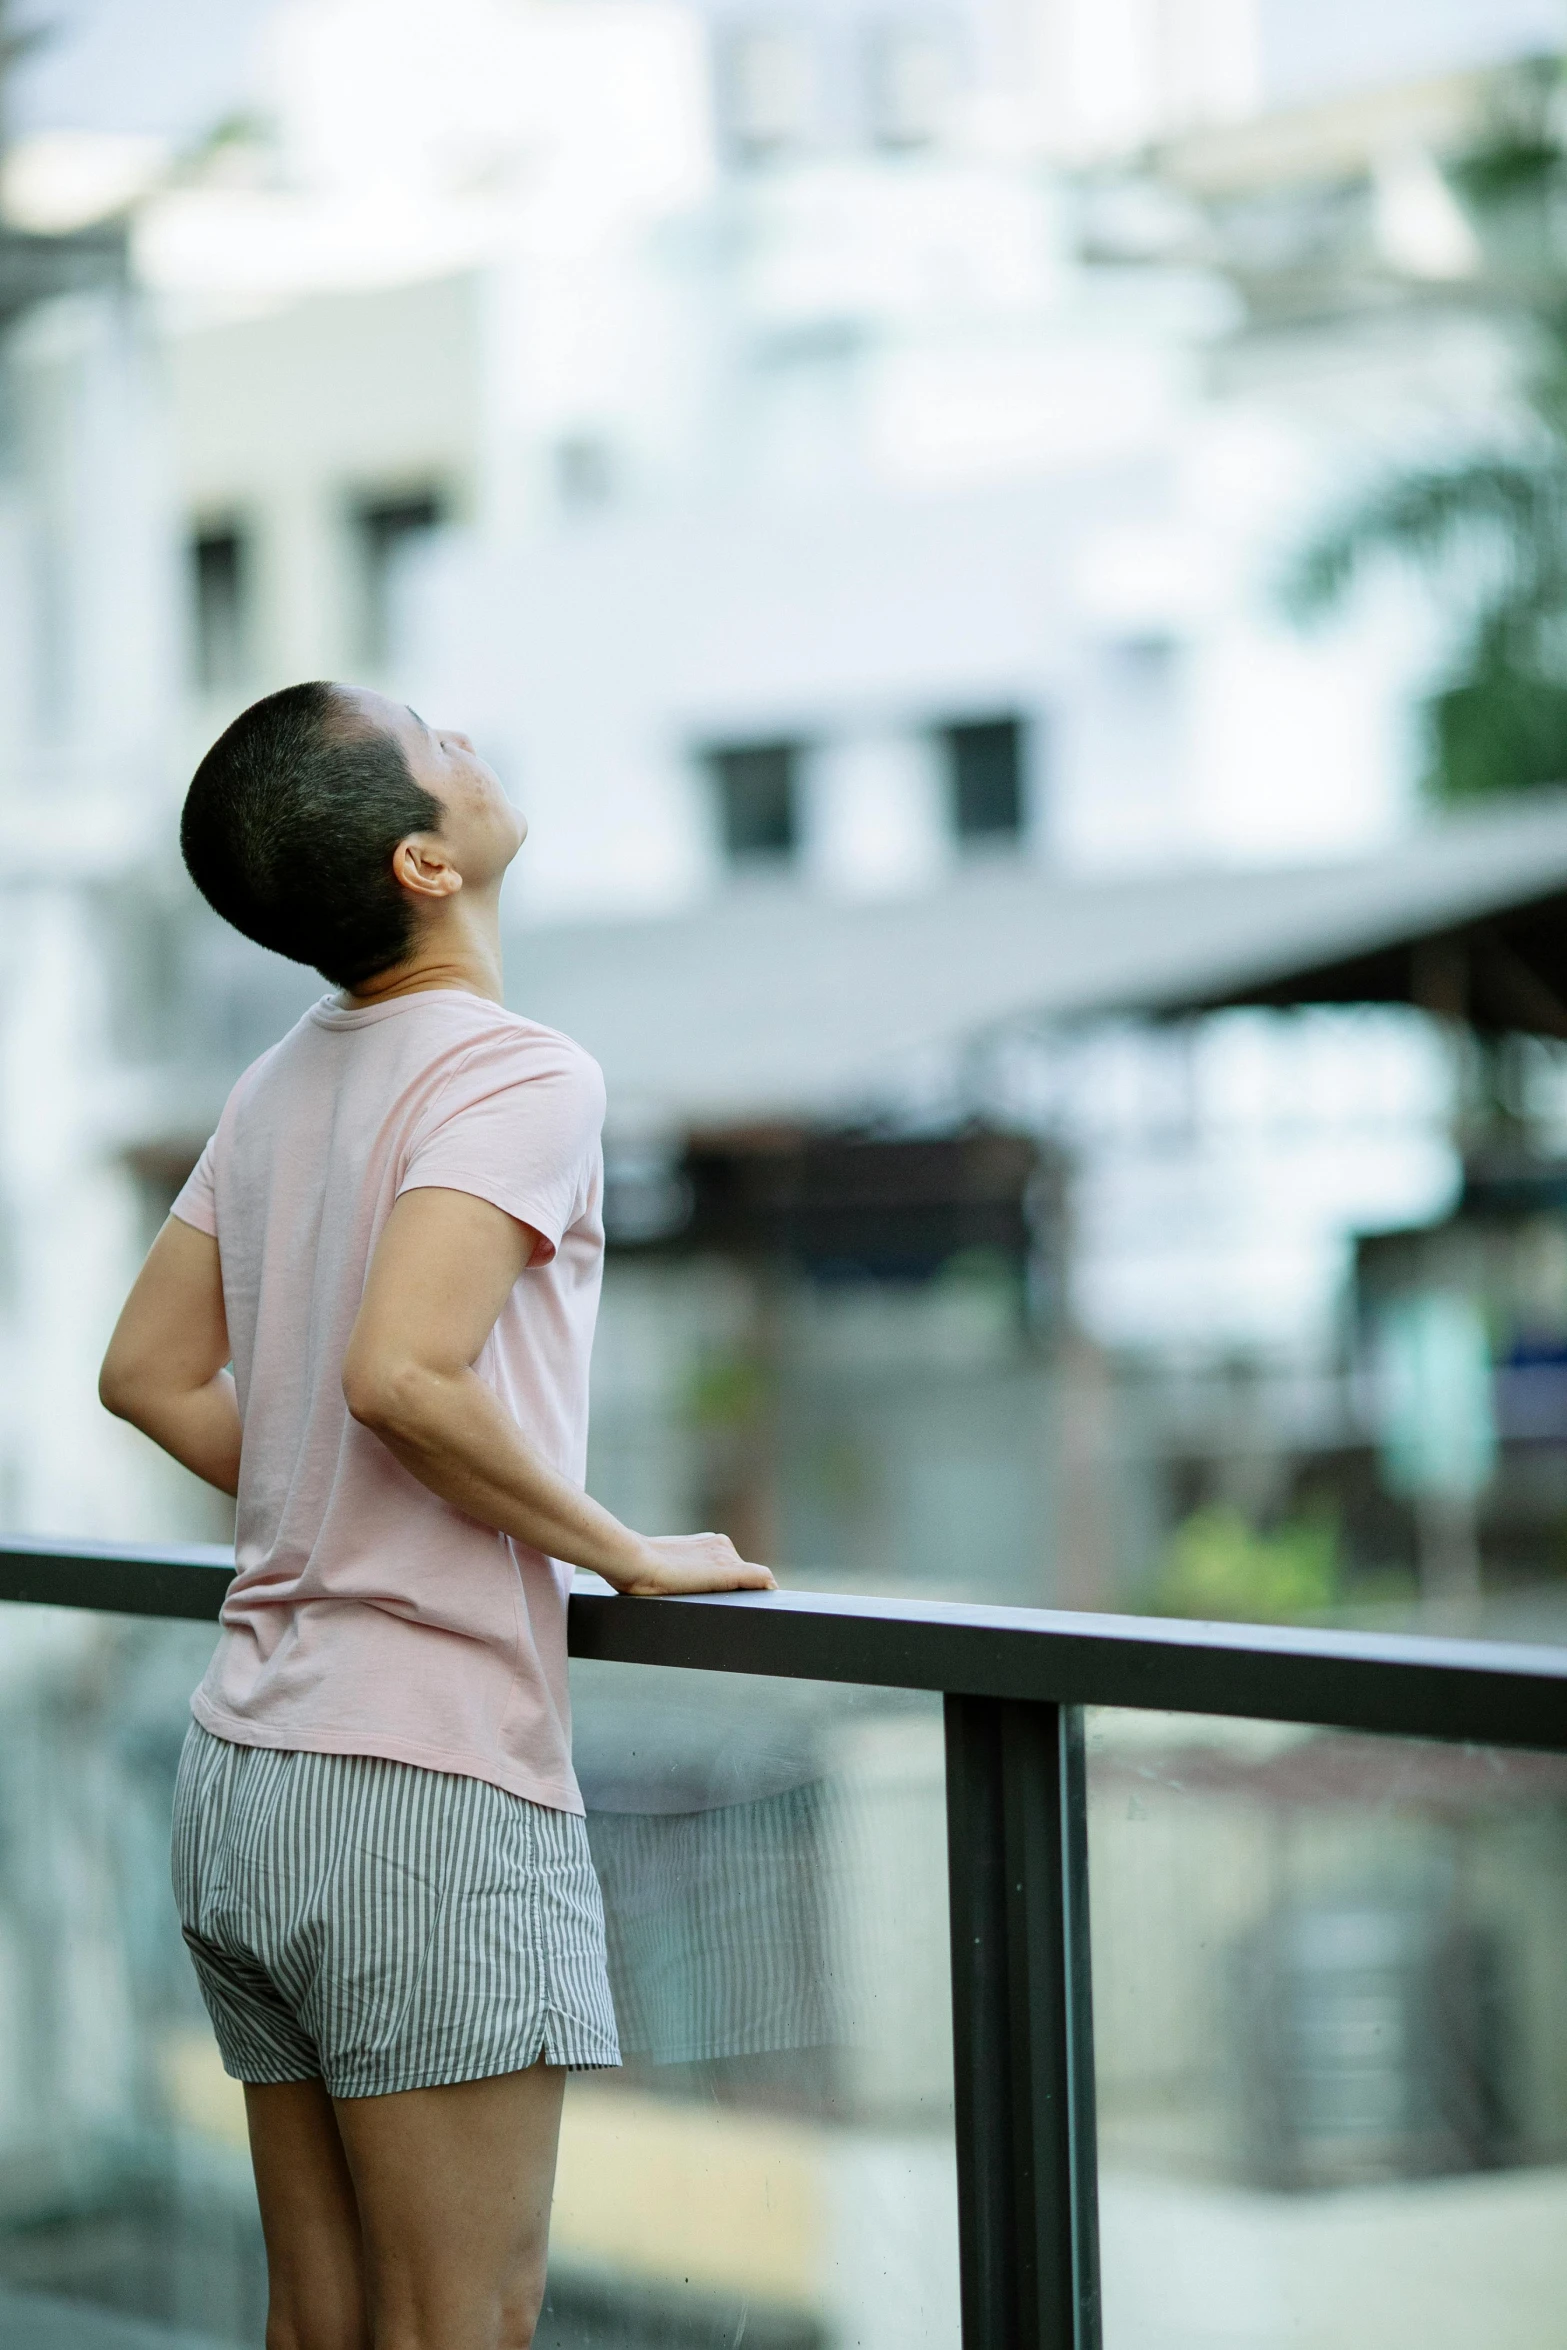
top-left (1151, 1504), bottom-right (1341, 1624)
top-left (1283, 59), bottom-right (1567, 804)
top-left (1429, 654), bottom-right (1567, 800)
top-left (1447, 60), bottom-right (1566, 216)
top-left (684, 1350), bottom-right (772, 1431)
top-left (1283, 461), bottom-right (1562, 624)
top-left (1449, 134), bottom-right (1564, 212)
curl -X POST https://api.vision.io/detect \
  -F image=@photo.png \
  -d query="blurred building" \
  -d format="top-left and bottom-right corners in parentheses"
top-left (5, 9), bottom-right (1567, 2350)
top-left (0, 2), bottom-right (1561, 1604)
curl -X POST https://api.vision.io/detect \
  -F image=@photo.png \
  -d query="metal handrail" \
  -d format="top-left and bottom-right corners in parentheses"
top-left (5, 1531), bottom-right (1567, 1749)
top-left (4, 1528), bottom-right (1566, 2350)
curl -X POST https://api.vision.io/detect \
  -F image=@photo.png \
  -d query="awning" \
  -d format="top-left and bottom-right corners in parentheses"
top-left (509, 791), bottom-right (1567, 1123)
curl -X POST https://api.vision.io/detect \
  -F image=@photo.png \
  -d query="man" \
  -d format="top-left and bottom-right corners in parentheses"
top-left (99, 682), bottom-right (774, 2350)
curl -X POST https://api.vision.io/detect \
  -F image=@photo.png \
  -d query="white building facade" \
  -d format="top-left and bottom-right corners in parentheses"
top-left (0, 0), bottom-right (1542, 1545)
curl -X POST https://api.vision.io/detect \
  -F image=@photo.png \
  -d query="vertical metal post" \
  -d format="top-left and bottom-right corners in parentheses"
top-left (945, 1695), bottom-right (1101, 2350)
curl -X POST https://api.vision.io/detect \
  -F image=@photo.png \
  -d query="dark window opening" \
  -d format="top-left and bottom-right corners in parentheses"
top-left (942, 715), bottom-right (1025, 843)
top-left (555, 435), bottom-right (616, 508)
top-left (721, 25), bottom-right (817, 164)
top-left (351, 487), bottom-right (447, 666)
top-left (706, 740), bottom-right (803, 864)
top-left (609, 1122), bottom-right (1051, 1285)
top-left (869, 25), bottom-right (959, 152)
top-left (190, 522), bottom-right (250, 694)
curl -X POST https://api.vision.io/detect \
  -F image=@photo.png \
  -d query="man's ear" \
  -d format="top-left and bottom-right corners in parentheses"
top-left (391, 833), bottom-right (462, 902)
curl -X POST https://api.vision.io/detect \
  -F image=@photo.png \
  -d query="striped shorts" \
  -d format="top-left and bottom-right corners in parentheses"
top-left (171, 1722), bottom-right (620, 2099)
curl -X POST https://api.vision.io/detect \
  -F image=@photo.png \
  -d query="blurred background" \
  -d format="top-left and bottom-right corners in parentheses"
top-left (7, 0), bottom-right (1567, 2344)
top-left (14, 0), bottom-right (1567, 1639)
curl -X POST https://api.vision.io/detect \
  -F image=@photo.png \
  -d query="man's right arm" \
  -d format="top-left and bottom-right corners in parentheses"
top-left (341, 1186), bottom-right (776, 1598)
top-left (99, 1216), bottom-right (242, 1496)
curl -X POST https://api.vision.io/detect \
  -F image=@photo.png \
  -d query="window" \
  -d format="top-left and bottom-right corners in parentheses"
top-left (869, 24), bottom-right (959, 152)
top-left (721, 24), bottom-right (818, 163)
top-left (1106, 634), bottom-right (1178, 688)
top-left (554, 435), bottom-right (615, 510)
top-left (706, 740), bottom-right (803, 864)
top-left (189, 521), bottom-right (250, 694)
top-left (351, 486), bottom-right (447, 666)
top-left (941, 715), bottom-right (1026, 843)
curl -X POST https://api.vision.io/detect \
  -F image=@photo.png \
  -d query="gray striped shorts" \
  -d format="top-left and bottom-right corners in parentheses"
top-left (171, 1722), bottom-right (620, 2099)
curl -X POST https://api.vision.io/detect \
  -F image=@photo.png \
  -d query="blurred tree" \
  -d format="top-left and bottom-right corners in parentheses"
top-left (1152, 1503), bottom-right (1340, 1624)
top-left (1286, 59), bottom-right (1567, 804)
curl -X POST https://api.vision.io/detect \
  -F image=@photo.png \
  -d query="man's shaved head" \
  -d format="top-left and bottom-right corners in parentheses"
top-left (180, 682), bottom-right (443, 989)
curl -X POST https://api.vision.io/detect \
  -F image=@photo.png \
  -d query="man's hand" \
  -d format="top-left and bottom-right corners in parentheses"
top-left (343, 1187), bottom-right (776, 1596)
top-left (610, 1532), bottom-right (774, 1598)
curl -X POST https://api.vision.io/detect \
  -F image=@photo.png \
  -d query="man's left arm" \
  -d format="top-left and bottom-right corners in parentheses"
top-left (100, 1218), bottom-right (242, 1496)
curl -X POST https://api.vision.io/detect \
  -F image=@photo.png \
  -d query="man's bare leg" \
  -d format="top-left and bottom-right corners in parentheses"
top-left (245, 2078), bottom-right (369, 2350)
top-left (332, 2061), bottom-right (567, 2350)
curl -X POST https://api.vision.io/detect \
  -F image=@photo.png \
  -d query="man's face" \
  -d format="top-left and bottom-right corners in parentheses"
top-left (340, 686), bottom-right (527, 884)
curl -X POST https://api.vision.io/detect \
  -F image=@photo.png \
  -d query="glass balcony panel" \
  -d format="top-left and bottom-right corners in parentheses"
top-left (551, 1658), bottom-right (958, 2348)
top-left (0, 1604), bottom-right (958, 2348)
top-left (0, 1605), bottom-right (267, 2345)
top-left (1087, 1706), bottom-right (1567, 2350)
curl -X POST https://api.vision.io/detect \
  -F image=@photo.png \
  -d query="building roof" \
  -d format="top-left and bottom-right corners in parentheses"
top-left (509, 791), bottom-right (1567, 1123)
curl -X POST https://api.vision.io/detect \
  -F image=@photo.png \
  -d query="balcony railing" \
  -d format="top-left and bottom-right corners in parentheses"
top-left (4, 1532), bottom-right (1567, 2349)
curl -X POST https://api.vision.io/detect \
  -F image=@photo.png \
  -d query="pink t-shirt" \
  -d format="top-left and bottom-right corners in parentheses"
top-left (171, 988), bottom-right (606, 1814)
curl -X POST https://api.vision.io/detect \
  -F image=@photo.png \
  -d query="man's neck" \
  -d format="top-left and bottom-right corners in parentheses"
top-left (347, 908), bottom-right (505, 1009)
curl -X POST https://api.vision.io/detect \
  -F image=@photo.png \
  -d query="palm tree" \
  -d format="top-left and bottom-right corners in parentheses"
top-left (1285, 62), bottom-right (1567, 803)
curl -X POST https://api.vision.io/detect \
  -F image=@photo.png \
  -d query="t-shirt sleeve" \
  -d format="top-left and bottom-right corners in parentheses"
top-left (398, 1035), bottom-right (605, 1264)
top-left (170, 1137), bottom-right (218, 1237)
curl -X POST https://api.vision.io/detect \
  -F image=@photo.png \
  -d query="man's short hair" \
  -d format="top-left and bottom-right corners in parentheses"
top-left (180, 682), bottom-right (442, 991)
